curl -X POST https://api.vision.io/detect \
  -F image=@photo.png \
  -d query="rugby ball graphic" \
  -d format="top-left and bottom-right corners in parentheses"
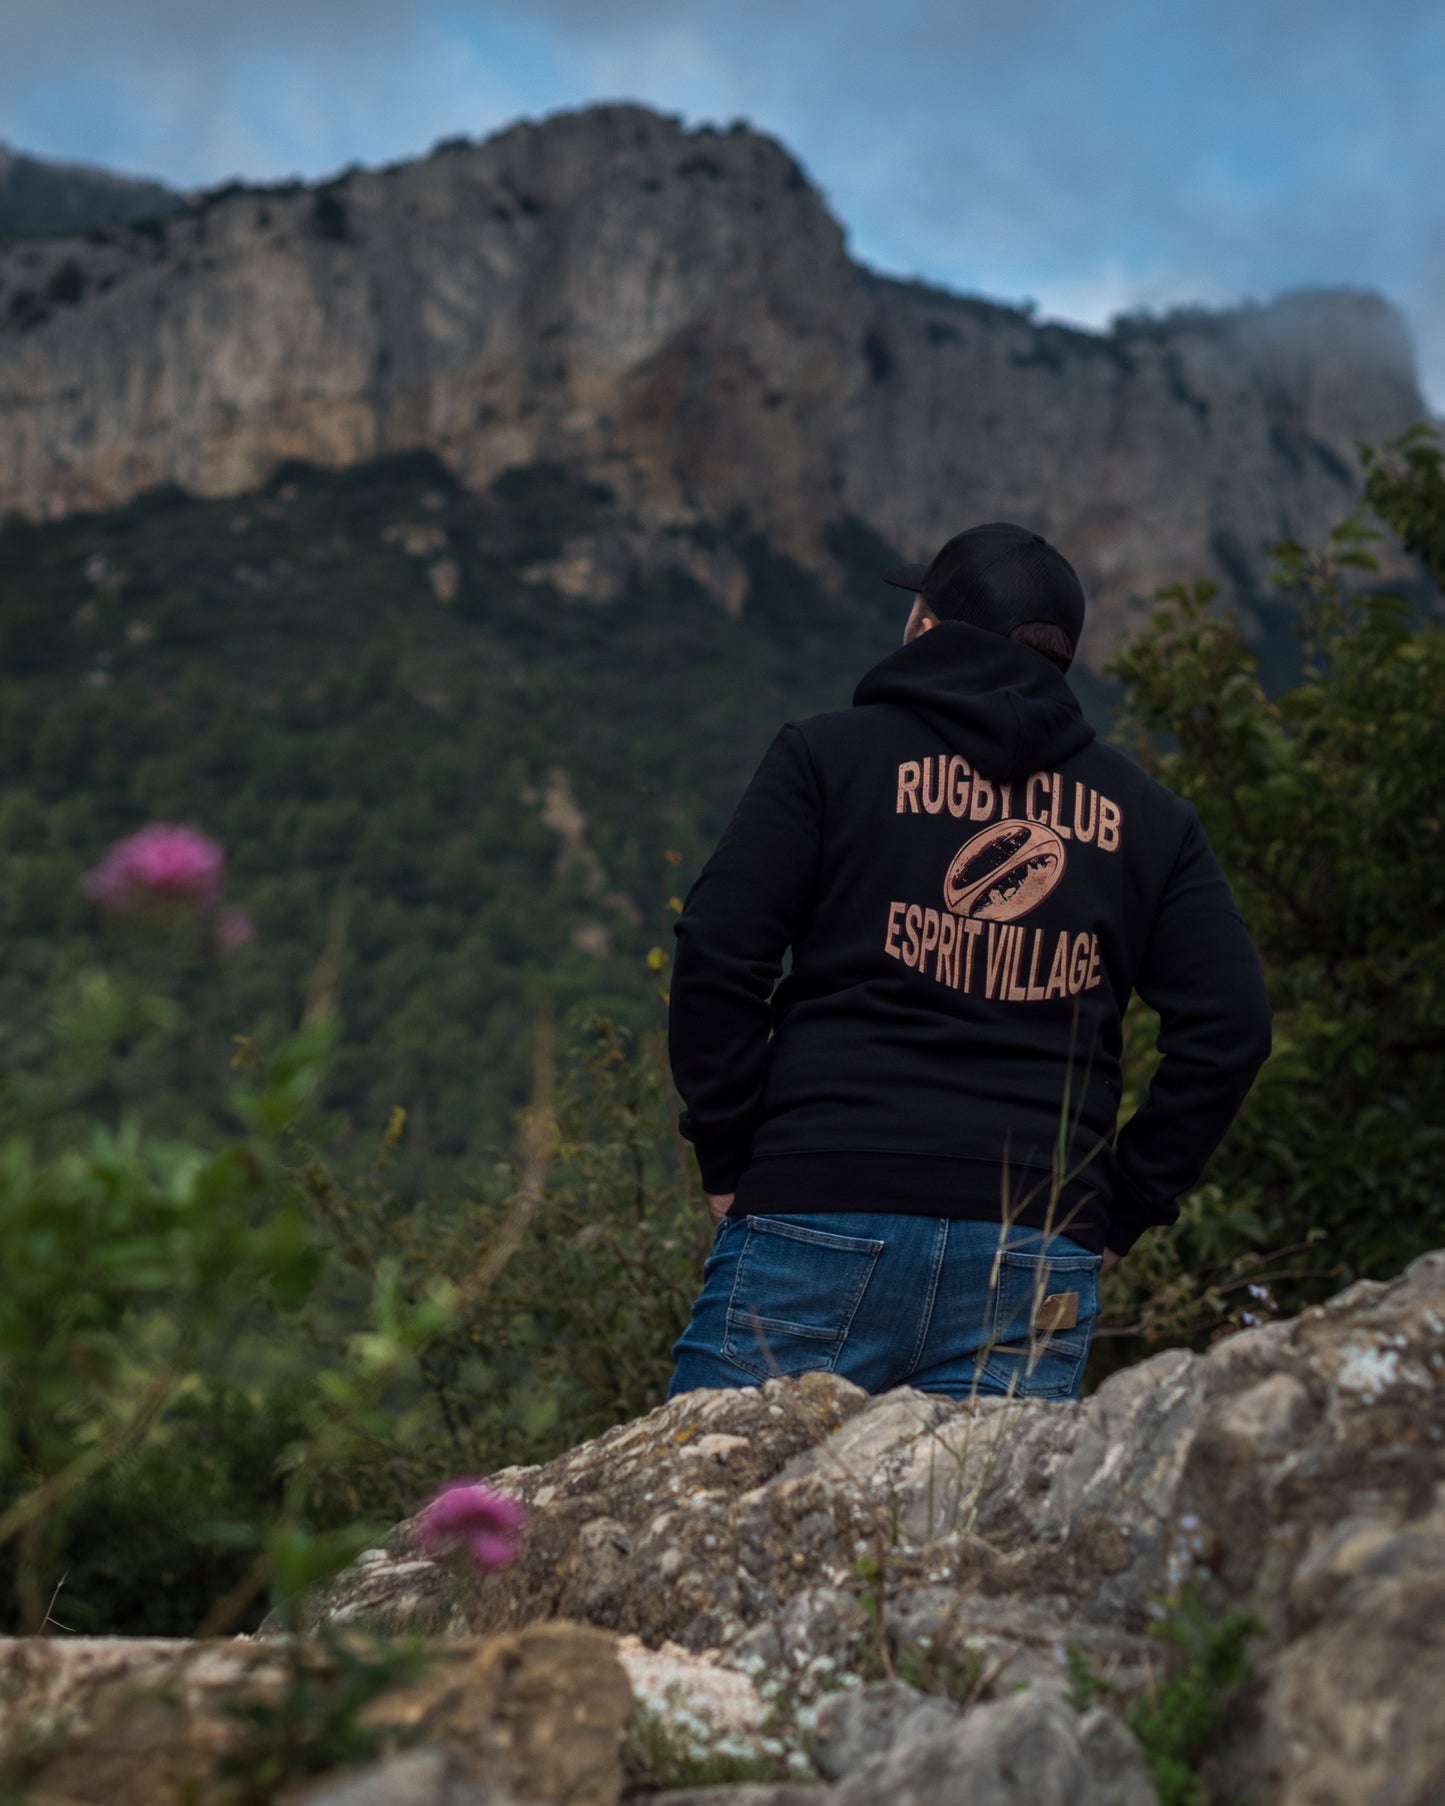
top-left (943, 819), bottom-right (1067, 922)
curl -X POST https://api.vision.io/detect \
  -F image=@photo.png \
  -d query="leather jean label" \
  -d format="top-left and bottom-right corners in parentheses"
top-left (1035, 1290), bottom-right (1080, 1333)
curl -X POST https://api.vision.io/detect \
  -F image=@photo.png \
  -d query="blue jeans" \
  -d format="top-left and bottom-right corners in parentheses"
top-left (667, 1213), bottom-right (1102, 1402)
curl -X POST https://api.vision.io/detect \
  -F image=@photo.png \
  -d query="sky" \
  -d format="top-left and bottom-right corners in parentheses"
top-left (3, 0), bottom-right (1442, 412)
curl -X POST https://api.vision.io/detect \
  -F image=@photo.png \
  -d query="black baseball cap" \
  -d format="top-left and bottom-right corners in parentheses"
top-left (883, 522), bottom-right (1086, 667)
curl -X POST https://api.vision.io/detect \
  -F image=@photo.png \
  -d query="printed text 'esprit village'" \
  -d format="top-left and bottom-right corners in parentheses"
top-left (885, 754), bottom-right (1123, 1003)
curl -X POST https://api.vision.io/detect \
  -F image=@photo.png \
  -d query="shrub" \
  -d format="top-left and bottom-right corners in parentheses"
top-left (1095, 420), bottom-right (1445, 1358)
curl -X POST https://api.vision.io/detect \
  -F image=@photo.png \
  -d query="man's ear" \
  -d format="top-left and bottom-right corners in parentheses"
top-left (904, 598), bottom-right (937, 642)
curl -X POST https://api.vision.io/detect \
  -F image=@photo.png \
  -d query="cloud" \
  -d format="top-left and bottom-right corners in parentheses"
top-left (0, 1), bottom-right (560, 185)
top-left (494, 0), bottom-right (1444, 403)
top-left (2, 0), bottom-right (1440, 407)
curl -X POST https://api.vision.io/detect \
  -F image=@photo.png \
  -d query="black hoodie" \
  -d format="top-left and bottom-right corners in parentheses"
top-left (668, 619), bottom-right (1272, 1255)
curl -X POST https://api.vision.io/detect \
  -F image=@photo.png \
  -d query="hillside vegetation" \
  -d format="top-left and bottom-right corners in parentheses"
top-left (0, 453), bottom-right (925, 1197)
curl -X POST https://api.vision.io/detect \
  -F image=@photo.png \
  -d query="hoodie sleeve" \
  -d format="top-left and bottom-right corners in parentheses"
top-left (1107, 805), bottom-right (1273, 1255)
top-left (668, 723), bottom-right (823, 1193)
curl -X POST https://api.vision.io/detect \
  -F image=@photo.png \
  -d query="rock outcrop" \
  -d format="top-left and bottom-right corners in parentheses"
top-left (0, 1623), bottom-right (634, 1806)
top-left (0, 105), bottom-right (1427, 662)
top-left (290, 1248), bottom-right (1445, 1805)
top-left (6, 1252), bottom-right (1445, 1800)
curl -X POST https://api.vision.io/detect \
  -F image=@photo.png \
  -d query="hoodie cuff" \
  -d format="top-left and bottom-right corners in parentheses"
top-left (1104, 1180), bottom-right (1177, 1257)
top-left (683, 1126), bottom-right (755, 1195)
top-left (1102, 1215), bottom-right (1156, 1258)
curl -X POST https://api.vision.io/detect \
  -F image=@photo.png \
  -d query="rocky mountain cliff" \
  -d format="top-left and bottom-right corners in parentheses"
top-left (0, 105), bottom-right (1427, 663)
top-left (0, 144), bottom-right (183, 240)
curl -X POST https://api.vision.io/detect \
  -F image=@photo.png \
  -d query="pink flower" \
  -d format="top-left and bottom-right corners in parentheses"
top-left (412, 1480), bottom-right (527, 1571)
top-left (82, 823), bottom-right (225, 914)
top-left (217, 908), bottom-right (255, 947)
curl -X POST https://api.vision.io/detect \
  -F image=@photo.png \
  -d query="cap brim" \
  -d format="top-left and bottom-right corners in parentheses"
top-left (882, 563), bottom-right (928, 591)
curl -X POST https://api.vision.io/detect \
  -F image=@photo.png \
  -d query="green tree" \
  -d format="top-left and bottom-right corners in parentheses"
top-left (1098, 421), bottom-right (1445, 1351)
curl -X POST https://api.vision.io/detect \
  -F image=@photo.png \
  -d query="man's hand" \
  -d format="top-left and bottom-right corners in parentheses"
top-left (1101, 1247), bottom-right (1121, 1274)
top-left (706, 1191), bottom-right (736, 1226)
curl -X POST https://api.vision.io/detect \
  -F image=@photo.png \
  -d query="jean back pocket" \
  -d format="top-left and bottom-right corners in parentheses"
top-left (722, 1216), bottom-right (884, 1382)
top-left (980, 1246), bottom-right (1100, 1399)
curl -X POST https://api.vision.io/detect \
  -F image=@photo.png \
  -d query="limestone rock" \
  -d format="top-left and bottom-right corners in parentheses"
top-left (280, 1748), bottom-right (492, 1806)
top-left (1, 1623), bottom-right (633, 1806)
top-left (1256, 1500), bottom-right (1445, 1806)
top-left (1, 1637), bottom-right (254, 1806)
top-left (0, 106), bottom-right (1427, 664)
top-left (13, 1256), bottom-right (1445, 1804)
top-left (361, 1623), bottom-right (632, 1806)
top-left (1077, 1707), bottom-right (1161, 1806)
top-left (308, 1544), bottom-right (462, 1637)
top-left (520, 524), bottom-right (749, 617)
top-left (301, 1249), bottom-right (1445, 1805)
top-left (285, 1370), bottom-right (871, 1648)
top-left (646, 1793), bottom-right (823, 1806)
top-left (809, 1682), bottom-right (960, 1783)
top-left (615, 1636), bottom-right (764, 1736)
top-left (829, 1683), bottom-right (1157, 1806)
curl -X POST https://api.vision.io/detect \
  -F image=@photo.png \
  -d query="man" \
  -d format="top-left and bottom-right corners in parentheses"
top-left (665, 522), bottom-right (1272, 1401)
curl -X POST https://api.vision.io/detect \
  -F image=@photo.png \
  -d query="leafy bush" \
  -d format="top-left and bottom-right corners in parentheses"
top-left (0, 859), bottom-right (458, 1634)
top-left (1095, 420), bottom-right (1445, 1359)
top-left (0, 962), bottom-right (331, 1630)
top-left (45, 260), bottom-right (87, 306)
top-left (0, 898), bottom-right (703, 1631)
top-left (1129, 1588), bottom-right (1260, 1806)
top-left (290, 1001), bottom-right (711, 1512)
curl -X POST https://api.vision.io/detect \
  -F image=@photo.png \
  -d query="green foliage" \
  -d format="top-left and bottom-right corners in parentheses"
top-left (45, 260), bottom-right (87, 307)
top-left (17, 1380), bottom-right (309, 1638)
top-left (850, 1549), bottom-right (890, 1680)
top-left (891, 1637), bottom-right (985, 1702)
top-left (1128, 1588), bottom-right (1260, 1806)
top-left (1056, 1589), bottom-right (1257, 1805)
top-left (0, 931), bottom-right (709, 1633)
top-left (0, 959), bottom-right (459, 1636)
top-left (0, 973), bottom-right (332, 1627)
top-left (489, 461), bottom-right (617, 562)
top-left (1096, 419), bottom-right (1445, 1353)
top-left (1360, 422), bottom-right (1445, 588)
top-left (491, 1014), bottom-right (712, 1439)
top-left (1063, 1640), bottom-right (1120, 1713)
top-left (0, 149), bottom-right (182, 239)
top-left (289, 1006), bottom-right (711, 1512)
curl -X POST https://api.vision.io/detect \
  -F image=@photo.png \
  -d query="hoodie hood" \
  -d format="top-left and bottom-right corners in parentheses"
top-left (852, 618), bottom-right (1095, 781)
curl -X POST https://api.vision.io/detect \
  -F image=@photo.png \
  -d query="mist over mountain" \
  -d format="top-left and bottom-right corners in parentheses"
top-left (0, 143), bottom-right (184, 240)
top-left (0, 105), bottom-right (1427, 667)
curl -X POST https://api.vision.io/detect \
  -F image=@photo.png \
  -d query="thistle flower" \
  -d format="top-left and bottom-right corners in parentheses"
top-left (82, 823), bottom-right (225, 914)
top-left (412, 1480), bottom-right (527, 1571)
top-left (80, 823), bottom-right (256, 953)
